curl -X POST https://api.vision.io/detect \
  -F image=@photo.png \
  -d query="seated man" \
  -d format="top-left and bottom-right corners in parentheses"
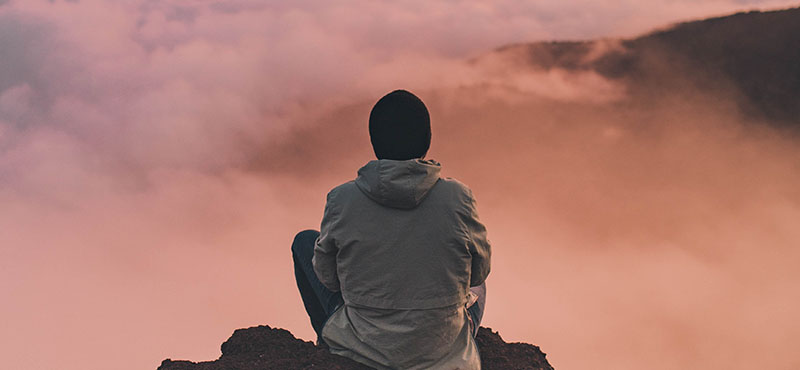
top-left (291, 89), bottom-right (491, 369)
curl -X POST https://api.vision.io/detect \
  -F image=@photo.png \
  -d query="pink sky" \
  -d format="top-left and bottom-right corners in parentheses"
top-left (2, 1), bottom-right (800, 369)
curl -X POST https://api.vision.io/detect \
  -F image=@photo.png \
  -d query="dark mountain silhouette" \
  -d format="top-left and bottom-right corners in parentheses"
top-left (158, 325), bottom-right (554, 370)
top-left (481, 7), bottom-right (800, 126)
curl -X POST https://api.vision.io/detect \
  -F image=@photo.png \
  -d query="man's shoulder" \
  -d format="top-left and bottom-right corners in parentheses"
top-left (326, 180), bottom-right (358, 200)
top-left (435, 176), bottom-right (474, 199)
top-left (437, 176), bottom-right (471, 191)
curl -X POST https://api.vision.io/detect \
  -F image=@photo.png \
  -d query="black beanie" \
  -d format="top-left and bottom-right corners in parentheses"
top-left (369, 89), bottom-right (431, 160)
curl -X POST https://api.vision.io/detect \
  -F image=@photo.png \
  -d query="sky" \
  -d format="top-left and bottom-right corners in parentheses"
top-left (2, 1), bottom-right (800, 369)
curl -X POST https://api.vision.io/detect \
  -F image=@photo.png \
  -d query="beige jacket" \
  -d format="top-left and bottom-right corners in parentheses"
top-left (313, 158), bottom-right (491, 369)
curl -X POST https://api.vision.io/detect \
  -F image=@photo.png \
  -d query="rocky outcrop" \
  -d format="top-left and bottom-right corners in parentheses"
top-left (158, 325), bottom-right (554, 370)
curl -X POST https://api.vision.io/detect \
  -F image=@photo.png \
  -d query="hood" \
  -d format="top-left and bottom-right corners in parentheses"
top-left (354, 159), bottom-right (442, 209)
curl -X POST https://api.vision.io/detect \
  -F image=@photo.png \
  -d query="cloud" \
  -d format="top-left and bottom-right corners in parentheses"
top-left (1, 0), bottom-right (644, 185)
top-left (1, 1), bottom-right (800, 370)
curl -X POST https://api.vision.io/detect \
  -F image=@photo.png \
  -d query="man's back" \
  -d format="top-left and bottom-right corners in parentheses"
top-left (313, 158), bottom-right (491, 369)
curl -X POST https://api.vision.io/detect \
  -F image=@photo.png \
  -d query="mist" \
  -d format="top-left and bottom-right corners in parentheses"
top-left (2, 1), bottom-right (799, 370)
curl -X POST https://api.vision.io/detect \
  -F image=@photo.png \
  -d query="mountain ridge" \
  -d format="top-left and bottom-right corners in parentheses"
top-left (482, 7), bottom-right (800, 126)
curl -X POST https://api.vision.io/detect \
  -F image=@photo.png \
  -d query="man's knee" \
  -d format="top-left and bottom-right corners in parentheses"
top-left (291, 229), bottom-right (320, 255)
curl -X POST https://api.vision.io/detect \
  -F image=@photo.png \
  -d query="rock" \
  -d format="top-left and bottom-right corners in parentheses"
top-left (475, 327), bottom-right (554, 370)
top-left (158, 325), bottom-right (553, 370)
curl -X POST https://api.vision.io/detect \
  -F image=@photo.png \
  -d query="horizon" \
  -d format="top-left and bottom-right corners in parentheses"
top-left (2, 1), bottom-right (800, 370)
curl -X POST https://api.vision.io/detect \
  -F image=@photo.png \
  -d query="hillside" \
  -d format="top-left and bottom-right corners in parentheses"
top-left (485, 7), bottom-right (800, 126)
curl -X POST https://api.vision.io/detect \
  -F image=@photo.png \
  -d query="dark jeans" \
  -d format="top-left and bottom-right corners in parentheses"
top-left (291, 229), bottom-right (486, 342)
top-left (291, 230), bottom-right (344, 341)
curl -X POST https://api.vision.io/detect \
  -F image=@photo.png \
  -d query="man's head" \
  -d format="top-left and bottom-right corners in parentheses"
top-left (369, 89), bottom-right (431, 160)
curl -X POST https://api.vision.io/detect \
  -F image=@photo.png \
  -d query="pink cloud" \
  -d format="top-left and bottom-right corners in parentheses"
top-left (1, 1), bottom-right (800, 370)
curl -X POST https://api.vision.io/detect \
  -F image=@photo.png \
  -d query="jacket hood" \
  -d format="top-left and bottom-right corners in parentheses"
top-left (355, 158), bottom-right (442, 209)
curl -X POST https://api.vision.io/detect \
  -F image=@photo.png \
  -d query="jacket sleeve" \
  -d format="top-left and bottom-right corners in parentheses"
top-left (463, 188), bottom-right (492, 287)
top-left (312, 189), bottom-right (341, 292)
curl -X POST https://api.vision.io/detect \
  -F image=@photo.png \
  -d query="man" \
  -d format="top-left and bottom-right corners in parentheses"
top-left (291, 89), bottom-right (491, 369)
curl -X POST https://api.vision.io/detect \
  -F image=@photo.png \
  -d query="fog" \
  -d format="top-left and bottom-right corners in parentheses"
top-left (1, 1), bottom-right (799, 370)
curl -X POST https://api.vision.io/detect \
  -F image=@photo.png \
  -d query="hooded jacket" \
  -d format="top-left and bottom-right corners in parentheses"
top-left (313, 158), bottom-right (491, 369)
